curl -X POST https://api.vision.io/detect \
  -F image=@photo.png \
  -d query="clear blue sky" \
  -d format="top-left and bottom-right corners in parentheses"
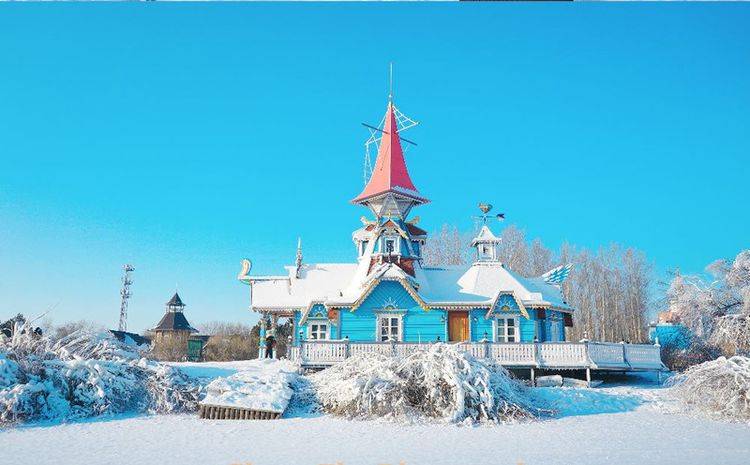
top-left (1, 5), bottom-right (748, 332)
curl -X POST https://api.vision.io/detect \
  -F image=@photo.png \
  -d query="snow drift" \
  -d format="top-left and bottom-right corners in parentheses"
top-left (202, 359), bottom-right (298, 413)
top-left (670, 355), bottom-right (750, 421)
top-left (309, 344), bottom-right (535, 423)
top-left (0, 324), bottom-right (200, 425)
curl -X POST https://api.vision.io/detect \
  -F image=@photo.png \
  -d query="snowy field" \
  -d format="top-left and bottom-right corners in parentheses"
top-left (3, 362), bottom-right (750, 465)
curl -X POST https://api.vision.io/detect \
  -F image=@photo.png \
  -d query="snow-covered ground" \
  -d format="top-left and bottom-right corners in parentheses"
top-left (3, 362), bottom-right (750, 465)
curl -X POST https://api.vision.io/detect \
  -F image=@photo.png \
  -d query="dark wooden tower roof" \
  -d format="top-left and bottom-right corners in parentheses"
top-left (152, 291), bottom-right (196, 332)
top-left (153, 311), bottom-right (197, 333)
top-left (166, 292), bottom-right (185, 308)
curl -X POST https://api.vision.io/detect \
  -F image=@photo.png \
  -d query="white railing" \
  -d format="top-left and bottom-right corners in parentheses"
top-left (537, 342), bottom-right (589, 367)
top-left (288, 340), bottom-right (665, 371)
top-left (624, 344), bottom-right (665, 370)
top-left (588, 342), bottom-right (628, 368)
top-left (490, 343), bottom-right (536, 365)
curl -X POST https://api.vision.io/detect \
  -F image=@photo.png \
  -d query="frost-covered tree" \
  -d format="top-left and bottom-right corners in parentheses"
top-left (423, 224), bottom-right (470, 266)
top-left (424, 223), bottom-right (652, 343)
top-left (665, 250), bottom-right (750, 354)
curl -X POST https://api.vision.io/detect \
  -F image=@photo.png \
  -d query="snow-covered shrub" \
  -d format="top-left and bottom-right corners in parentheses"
top-left (310, 344), bottom-right (535, 423)
top-left (670, 356), bottom-right (750, 421)
top-left (0, 323), bottom-right (200, 425)
top-left (661, 338), bottom-right (720, 372)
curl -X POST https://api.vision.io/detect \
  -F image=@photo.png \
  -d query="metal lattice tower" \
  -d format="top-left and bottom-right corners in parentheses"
top-left (118, 264), bottom-right (135, 332)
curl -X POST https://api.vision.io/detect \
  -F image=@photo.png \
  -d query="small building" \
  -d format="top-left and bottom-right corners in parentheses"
top-left (649, 312), bottom-right (692, 350)
top-left (150, 292), bottom-right (207, 361)
top-left (109, 330), bottom-right (151, 347)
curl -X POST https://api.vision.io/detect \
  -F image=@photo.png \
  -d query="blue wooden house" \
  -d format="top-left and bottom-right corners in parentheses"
top-left (236, 95), bottom-right (665, 375)
top-left (238, 97), bottom-right (575, 358)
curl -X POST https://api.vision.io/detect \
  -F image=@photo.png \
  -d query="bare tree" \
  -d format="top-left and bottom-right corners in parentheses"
top-left (423, 224), bottom-right (469, 266)
top-left (424, 223), bottom-right (653, 343)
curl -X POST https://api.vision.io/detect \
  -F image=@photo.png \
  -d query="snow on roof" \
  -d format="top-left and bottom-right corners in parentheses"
top-left (470, 225), bottom-right (501, 246)
top-left (246, 263), bottom-right (358, 309)
top-left (245, 257), bottom-right (571, 312)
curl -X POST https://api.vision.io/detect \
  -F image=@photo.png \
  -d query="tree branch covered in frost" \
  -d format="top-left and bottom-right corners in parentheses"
top-left (0, 323), bottom-right (200, 425)
top-left (670, 356), bottom-right (750, 421)
top-left (666, 250), bottom-right (750, 354)
top-left (309, 344), bottom-right (536, 424)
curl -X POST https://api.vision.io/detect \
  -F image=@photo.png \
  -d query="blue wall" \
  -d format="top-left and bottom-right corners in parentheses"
top-left (340, 280), bottom-right (446, 342)
top-left (650, 323), bottom-right (691, 349)
top-left (294, 283), bottom-right (570, 344)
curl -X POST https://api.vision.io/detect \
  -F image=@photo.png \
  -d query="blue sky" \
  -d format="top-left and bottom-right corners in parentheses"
top-left (1, 5), bottom-right (748, 332)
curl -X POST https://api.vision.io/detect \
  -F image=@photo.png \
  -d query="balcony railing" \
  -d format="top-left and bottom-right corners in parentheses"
top-left (287, 340), bottom-right (665, 372)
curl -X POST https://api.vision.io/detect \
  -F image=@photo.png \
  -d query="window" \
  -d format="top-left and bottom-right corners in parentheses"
top-left (384, 238), bottom-right (396, 254)
top-left (309, 323), bottom-right (328, 340)
top-left (496, 317), bottom-right (518, 342)
top-left (378, 315), bottom-right (402, 341)
top-left (360, 240), bottom-right (369, 256)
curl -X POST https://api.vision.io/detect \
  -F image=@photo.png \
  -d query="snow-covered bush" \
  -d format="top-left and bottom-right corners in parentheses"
top-left (670, 356), bottom-right (750, 421)
top-left (310, 344), bottom-right (535, 423)
top-left (0, 323), bottom-right (200, 425)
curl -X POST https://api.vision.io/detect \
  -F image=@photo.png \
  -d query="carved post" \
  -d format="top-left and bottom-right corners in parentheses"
top-left (270, 314), bottom-right (279, 359)
top-left (258, 316), bottom-right (267, 359)
top-left (344, 335), bottom-right (350, 359)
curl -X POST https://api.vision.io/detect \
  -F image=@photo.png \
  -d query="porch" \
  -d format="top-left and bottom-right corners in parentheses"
top-left (288, 340), bottom-right (666, 373)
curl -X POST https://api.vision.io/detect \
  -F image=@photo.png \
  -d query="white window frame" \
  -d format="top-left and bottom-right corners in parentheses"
top-left (495, 316), bottom-right (520, 343)
top-left (375, 313), bottom-right (404, 342)
top-left (307, 321), bottom-right (329, 340)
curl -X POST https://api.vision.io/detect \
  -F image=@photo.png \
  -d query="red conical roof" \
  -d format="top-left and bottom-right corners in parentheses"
top-left (353, 103), bottom-right (428, 204)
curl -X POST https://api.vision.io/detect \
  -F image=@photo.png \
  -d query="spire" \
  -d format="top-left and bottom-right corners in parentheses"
top-left (353, 102), bottom-right (428, 210)
top-left (295, 237), bottom-right (303, 278)
top-left (166, 292), bottom-right (185, 312)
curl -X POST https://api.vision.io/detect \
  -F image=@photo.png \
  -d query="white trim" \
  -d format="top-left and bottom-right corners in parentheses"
top-left (375, 311), bottom-right (404, 342)
top-left (494, 315), bottom-right (520, 343)
top-left (307, 321), bottom-right (330, 340)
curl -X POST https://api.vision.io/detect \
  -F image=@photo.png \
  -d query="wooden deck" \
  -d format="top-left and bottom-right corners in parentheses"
top-left (288, 340), bottom-right (666, 372)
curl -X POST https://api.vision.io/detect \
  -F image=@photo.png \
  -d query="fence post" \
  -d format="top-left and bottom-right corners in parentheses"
top-left (621, 341), bottom-right (629, 368)
top-left (344, 336), bottom-right (350, 359)
top-left (483, 338), bottom-right (490, 359)
top-left (390, 338), bottom-right (396, 356)
top-left (533, 341), bottom-right (540, 367)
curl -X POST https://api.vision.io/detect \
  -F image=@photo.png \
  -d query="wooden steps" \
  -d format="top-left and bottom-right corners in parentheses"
top-left (198, 403), bottom-right (282, 420)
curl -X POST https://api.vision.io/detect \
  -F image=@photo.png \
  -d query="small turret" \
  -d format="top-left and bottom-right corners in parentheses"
top-left (471, 225), bottom-right (501, 262)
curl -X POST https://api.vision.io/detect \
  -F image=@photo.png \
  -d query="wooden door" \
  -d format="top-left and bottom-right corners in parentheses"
top-left (448, 311), bottom-right (469, 342)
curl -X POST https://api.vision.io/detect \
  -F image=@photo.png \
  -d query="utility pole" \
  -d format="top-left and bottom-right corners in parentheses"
top-left (118, 264), bottom-right (135, 332)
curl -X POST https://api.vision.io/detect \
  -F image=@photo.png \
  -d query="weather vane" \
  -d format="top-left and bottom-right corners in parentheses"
top-left (473, 202), bottom-right (505, 225)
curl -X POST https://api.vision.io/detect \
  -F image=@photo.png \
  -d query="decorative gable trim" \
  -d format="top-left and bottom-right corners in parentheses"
top-left (349, 277), bottom-right (429, 313)
top-left (485, 291), bottom-right (529, 320)
top-left (298, 300), bottom-right (327, 326)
